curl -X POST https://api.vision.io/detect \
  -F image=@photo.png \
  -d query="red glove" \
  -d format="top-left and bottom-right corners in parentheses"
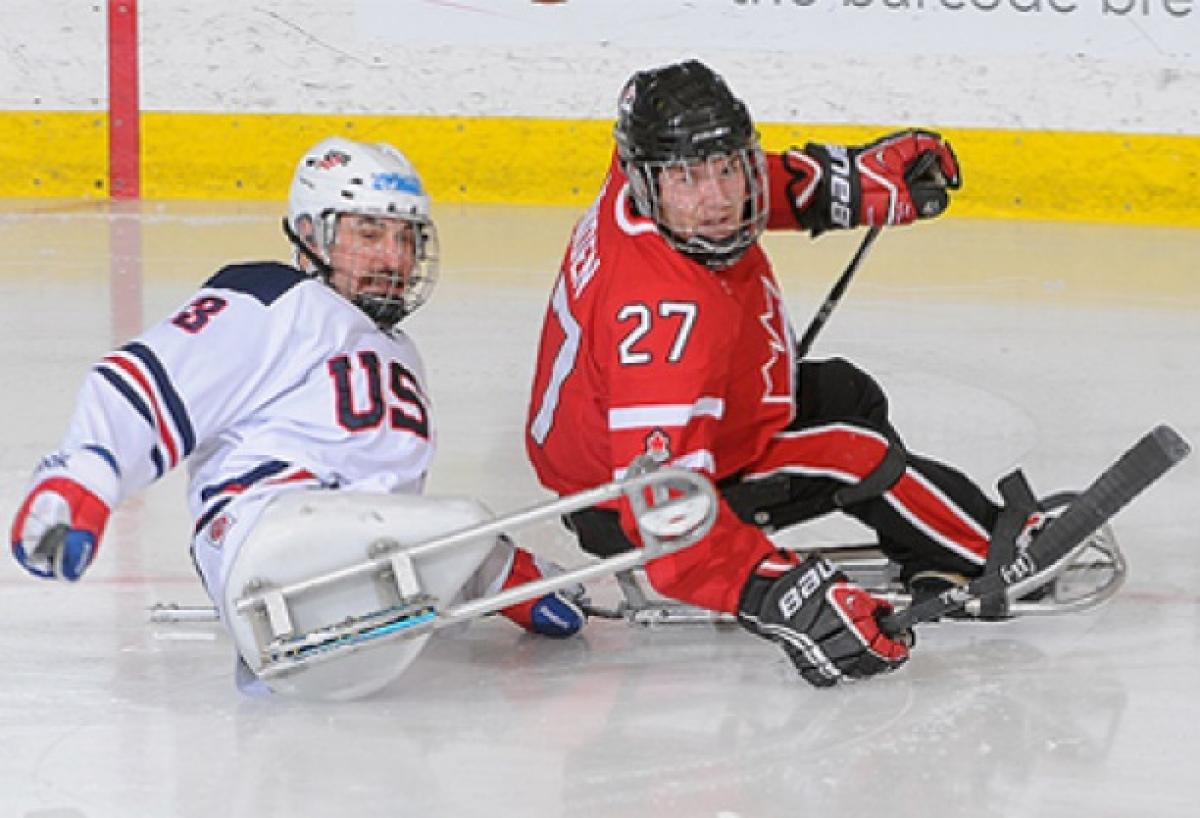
top-left (855, 129), bottom-right (961, 225)
top-left (11, 447), bottom-right (117, 581)
top-left (782, 129), bottom-right (961, 235)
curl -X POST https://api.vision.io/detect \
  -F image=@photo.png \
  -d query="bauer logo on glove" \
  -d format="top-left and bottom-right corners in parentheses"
top-left (738, 553), bottom-right (911, 688)
top-left (776, 556), bottom-right (837, 620)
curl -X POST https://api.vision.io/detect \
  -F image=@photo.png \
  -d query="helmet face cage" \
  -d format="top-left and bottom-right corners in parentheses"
top-left (625, 142), bottom-right (768, 269)
top-left (615, 60), bottom-right (768, 268)
top-left (312, 210), bottom-right (440, 329)
top-left (286, 137), bottom-right (440, 329)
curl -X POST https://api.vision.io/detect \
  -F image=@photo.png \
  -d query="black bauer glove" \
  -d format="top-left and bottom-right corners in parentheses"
top-left (737, 553), bottom-right (912, 687)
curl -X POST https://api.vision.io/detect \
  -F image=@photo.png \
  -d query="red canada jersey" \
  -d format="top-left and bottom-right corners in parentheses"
top-left (526, 153), bottom-right (806, 612)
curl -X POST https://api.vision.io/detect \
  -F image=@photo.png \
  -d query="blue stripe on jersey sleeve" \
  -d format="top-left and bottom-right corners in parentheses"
top-left (83, 444), bottom-right (121, 477)
top-left (204, 262), bottom-right (308, 306)
top-left (121, 341), bottom-right (197, 457)
top-left (96, 365), bottom-right (154, 428)
top-left (95, 365), bottom-right (165, 477)
top-left (150, 447), bottom-right (165, 479)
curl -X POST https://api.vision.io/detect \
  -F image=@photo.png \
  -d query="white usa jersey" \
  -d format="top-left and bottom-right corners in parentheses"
top-left (55, 262), bottom-right (434, 536)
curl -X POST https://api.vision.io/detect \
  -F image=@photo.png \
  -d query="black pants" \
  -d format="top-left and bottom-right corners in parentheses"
top-left (568, 358), bottom-right (1000, 581)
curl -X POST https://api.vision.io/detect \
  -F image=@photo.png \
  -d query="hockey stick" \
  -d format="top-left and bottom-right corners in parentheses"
top-left (796, 148), bottom-right (956, 358)
top-left (879, 424), bottom-right (1191, 635)
top-left (795, 225), bottom-right (881, 359)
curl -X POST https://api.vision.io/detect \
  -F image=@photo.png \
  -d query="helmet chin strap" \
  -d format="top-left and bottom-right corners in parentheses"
top-left (282, 217), bottom-right (409, 330)
top-left (281, 217), bottom-right (334, 282)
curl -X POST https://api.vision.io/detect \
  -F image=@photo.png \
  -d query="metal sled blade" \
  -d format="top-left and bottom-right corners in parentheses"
top-left (256, 599), bottom-right (439, 681)
top-left (581, 544), bottom-right (900, 626)
top-left (589, 517), bottom-right (1126, 627)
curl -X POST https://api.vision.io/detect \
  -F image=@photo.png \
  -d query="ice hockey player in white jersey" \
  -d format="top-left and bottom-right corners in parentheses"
top-left (9, 136), bottom-right (586, 688)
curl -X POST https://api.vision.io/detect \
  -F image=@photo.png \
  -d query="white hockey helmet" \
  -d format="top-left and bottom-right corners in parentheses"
top-left (285, 136), bottom-right (439, 328)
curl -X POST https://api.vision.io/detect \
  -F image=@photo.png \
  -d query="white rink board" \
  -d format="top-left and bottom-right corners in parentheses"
top-left (140, 0), bottom-right (1198, 132)
top-left (358, 0), bottom-right (1198, 55)
top-left (0, 2), bottom-right (106, 110)
top-left (3, 0), bottom-right (1193, 133)
top-left (138, 0), bottom-right (1198, 133)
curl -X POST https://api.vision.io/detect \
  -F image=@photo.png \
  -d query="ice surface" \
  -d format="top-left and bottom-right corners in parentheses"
top-left (1, 200), bottom-right (1197, 817)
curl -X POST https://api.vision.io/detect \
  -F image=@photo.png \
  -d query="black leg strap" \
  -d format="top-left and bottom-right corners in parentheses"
top-left (979, 468), bottom-right (1038, 619)
top-left (833, 439), bottom-right (907, 508)
top-left (562, 508), bottom-right (632, 557)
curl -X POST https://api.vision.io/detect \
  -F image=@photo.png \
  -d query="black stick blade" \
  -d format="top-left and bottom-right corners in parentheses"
top-left (880, 424), bottom-right (1191, 634)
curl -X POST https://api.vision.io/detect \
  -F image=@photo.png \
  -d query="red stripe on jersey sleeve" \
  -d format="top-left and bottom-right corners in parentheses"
top-left (105, 353), bottom-right (180, 468)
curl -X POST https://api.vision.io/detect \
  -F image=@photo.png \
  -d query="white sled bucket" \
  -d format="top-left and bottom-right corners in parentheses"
top-left (222, 463), bottom-right (717, 700)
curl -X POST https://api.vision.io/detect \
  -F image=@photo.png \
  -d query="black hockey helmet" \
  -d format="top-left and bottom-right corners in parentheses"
top-left (613, 60), bottom-right (768, 268)
top-left (615, 60), bottom-right (754, 164)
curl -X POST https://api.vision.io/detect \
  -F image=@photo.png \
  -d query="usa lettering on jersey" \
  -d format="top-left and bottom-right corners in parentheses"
top-left (57, 262), bottom-right (434, 531)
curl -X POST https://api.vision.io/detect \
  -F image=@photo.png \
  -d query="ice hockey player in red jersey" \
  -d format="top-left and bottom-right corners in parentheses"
top-left (11, 136), bottom-right (585, 692)
top-left (526, 59), bottom-right (1004, 687)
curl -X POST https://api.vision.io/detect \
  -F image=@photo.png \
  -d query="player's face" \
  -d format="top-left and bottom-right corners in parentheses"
top-left (326, 214), bottom-right (416, 302)
top-left (656, 154), bottom-right (748, 243)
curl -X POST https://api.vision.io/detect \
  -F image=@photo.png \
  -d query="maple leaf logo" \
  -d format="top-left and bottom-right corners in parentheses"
top-left (644, 428), bottom-right (671, 463)
top-left (758, 277), bottom-right (793, 404)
